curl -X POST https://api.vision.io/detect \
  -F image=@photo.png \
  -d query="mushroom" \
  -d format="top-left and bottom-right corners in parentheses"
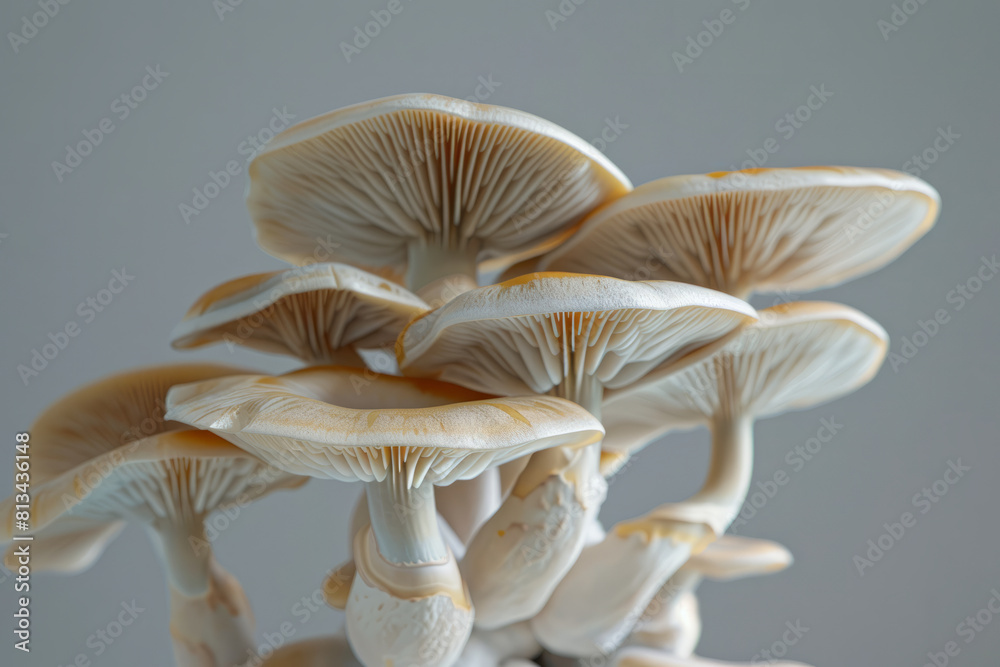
top-left (258, 634), bottom-right (362, 666)
top-left (632, 536), bottom-right (793, 656)
top-left (247, 93), bottom-right (632, 296)
top-left (539, 167), bottom-right (940, 298)
top-left (164, 366), bottom-right (604, 667)
top-left (612, 647), bottom-right (813, 667)
top-left (171, 262), bottom-right (428, 366)
top-left (459, 621), bottom-right (542, 667)
top-left (0, 364), bottom-right (305, 667)
top-left (532, 302), bottom-right (886, 656)
top-left (397, 272), bottom-right (757, 628)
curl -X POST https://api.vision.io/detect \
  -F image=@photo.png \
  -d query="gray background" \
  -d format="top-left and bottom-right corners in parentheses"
top-left (1, 1), bottom-right (998, 665)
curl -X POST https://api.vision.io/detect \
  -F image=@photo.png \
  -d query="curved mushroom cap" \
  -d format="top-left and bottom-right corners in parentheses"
top-left (165, 366), bottom-right (605, 485)
top-left (247, 93), bottom-right (632, 282)
top-left (171, 263), bottom-right (428, 363)
top-left (397, 273), bottom-right (757, 400)
top-left (601, 302), bottom-right (888, 460)
top-left (1, 429), bottom-right (303, 570)
top-left (540, 167), bottom-right (939, 297)
top-left (614, 647), bottom-right (813, 667)
top-left (28, 363), bottom-right (249, 480)
top-left (685, 535), bottom-right (792, 580)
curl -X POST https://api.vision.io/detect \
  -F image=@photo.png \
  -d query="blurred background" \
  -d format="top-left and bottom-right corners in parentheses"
top-left (1, 1), bottom-right (997, 665)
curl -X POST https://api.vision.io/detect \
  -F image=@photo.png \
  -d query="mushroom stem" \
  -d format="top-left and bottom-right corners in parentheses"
top-left (147, 515), bottom-right (212, 596)
top-left (365, 476), bottom-right (448, 565)
top-left (406, 241), bottom-right (480, 292)
top-left (147, 519), bottom-right (255, 667)
top-left (687, 415), bottom-right (754, 530)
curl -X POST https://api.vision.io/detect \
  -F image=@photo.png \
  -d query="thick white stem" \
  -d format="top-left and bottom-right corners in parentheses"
top-left (147, 517), bottom-right (211, 596)
top-left (147, 521), bottom-right (255, 667)
top-left (686, 415), bottom-right (755, 535)
top-left (365, 477), bottom-right (448, 565)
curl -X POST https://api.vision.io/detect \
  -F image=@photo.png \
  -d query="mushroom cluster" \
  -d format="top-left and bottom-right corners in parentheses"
top-left (2, 94), bottom-right (939, 667)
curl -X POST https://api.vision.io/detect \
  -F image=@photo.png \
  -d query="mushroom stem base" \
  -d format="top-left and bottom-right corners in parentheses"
top-left (168, 558), bottom-right (256, 667)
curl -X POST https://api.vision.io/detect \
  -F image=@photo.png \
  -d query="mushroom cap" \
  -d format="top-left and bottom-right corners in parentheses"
top-left (397, 273), bottom-right (757, 398)
top-left (540, 167), bottom-right (939, 296)
top-left (164, 366), bottom-right (605, 486)
top-left (171, 263), bottom-right (427, 363)
top-left (601, 301), bottom-right (888, 458)
top-left (28, 363), bottom-right (250, 480)
top-left (247, 93), bottom-right (632, 281)
top-left (684, 535), bottom-right (792, 580)
top-left (1, 429), bottom-right (303, 570)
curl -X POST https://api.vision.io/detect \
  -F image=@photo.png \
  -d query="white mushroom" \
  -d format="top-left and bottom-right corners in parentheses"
top-left (532, 302), bottom-right (886, 656)
top-left (258, 633), bottom-right (362, 666)
top-left (397, 272), bottom-right (756, 628)
top-left (632, 536), bottom-right (793, 656)
top-left (171, 262), bottom-right (427, 365)
top-left (540, 166), bottom-right (939, 298)
top-left (165, 366), bottom-right (604, 667)
top-left (0, 364), bottom-right (304, 667)
top-left (459, 621), bottom-right (542, 667)
top-left (247, 93), bottom-right (631, 293)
